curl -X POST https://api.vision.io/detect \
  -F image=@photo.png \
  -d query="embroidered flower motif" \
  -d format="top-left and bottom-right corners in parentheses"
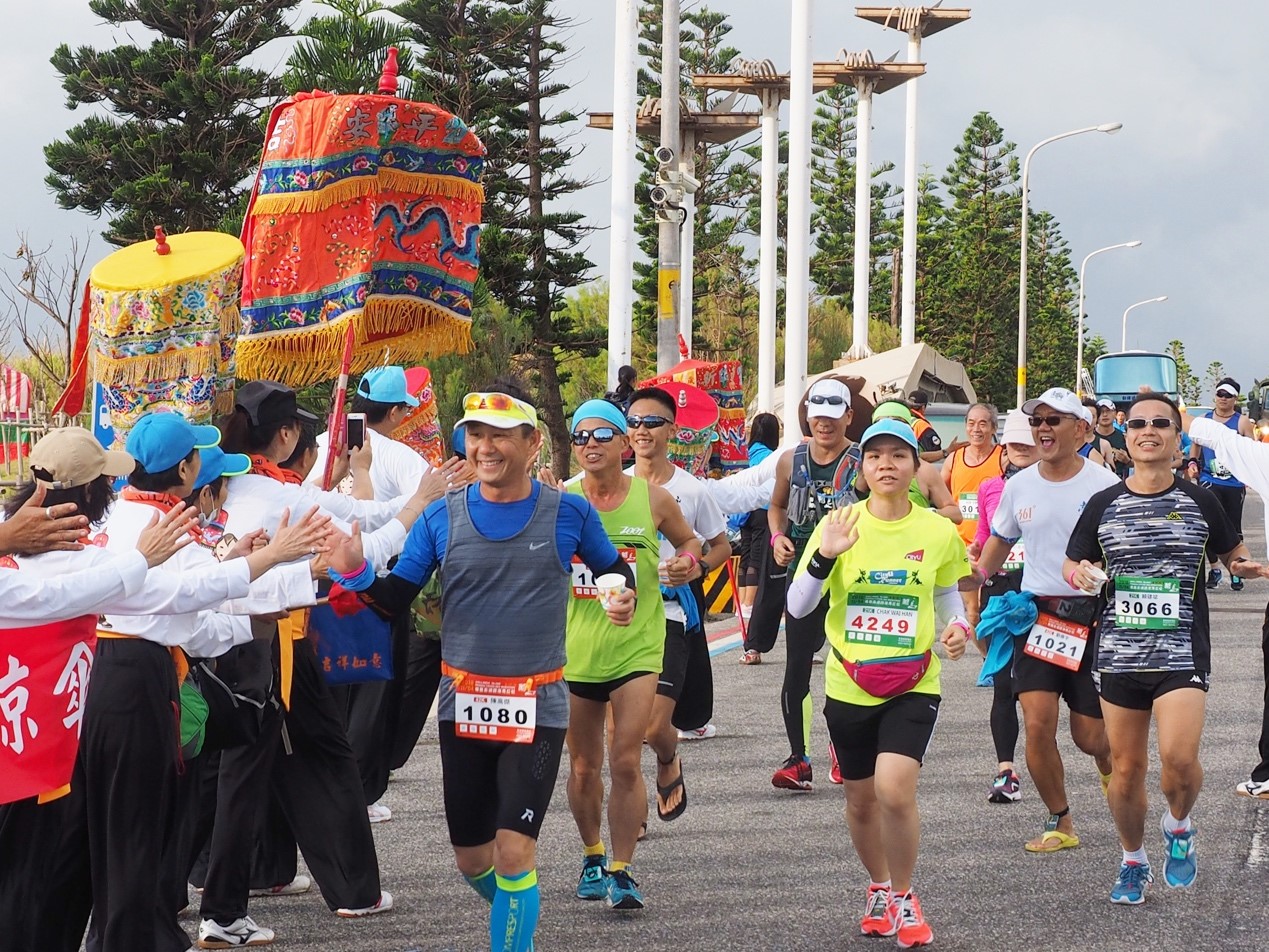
top-left (182, 289), bottom-right (207, 311)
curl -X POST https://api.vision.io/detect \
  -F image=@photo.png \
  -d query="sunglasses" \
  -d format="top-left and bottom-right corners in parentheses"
top-left (626, 414), bottom-right (671, 430)
top-left (571, 427), bottom-right (620, 446)
top-left (464, 392), bottom-right (517, 412)
top-left (1028, 414), bottom-right (1073, 428)
top-left (807, 394), bottom-right (847, 406)
top-left (1125, 417), bottom-right (1176, 430)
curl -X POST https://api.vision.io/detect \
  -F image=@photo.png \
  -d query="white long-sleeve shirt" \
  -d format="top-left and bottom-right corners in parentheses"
top-left (307, 429), bottom-right (431, 501)
top-left (1190, 417), bottom-right (1269, 499)
top-left (0, 549), bottom-right (149, 628)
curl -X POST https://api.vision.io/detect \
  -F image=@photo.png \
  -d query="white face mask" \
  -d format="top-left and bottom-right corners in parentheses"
top-left (198, 506), bottom-right (223, 528)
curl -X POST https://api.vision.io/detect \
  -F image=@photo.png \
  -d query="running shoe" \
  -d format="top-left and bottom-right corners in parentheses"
top-left (771, 754), bottom-right (813, 792)
top-left (1233, 576), bottom-right (1245, 592)
top-left (739, 649), bottom-right (762, 665)
top-left (1236, 778), bottom-right (1269, 799)
top-left (576, 854), bottom-right (608, 900)
top-left (988, 768), bottom-right (1022, 803)
top-left (829, 744), bottom-right (843, 785)
top-left (888, 890), bottom-right (933, 948)
top-left (678, 724), bottom-right (717, 740)
top-left (1109, 861), bottom-right (1152, 904)
top-left (249, 874), bottom-right (311, 897)
top-left (1161, 821), bottom-right (1197, 888)
top-left (335, 890), bottom-right (393, 918)
top-left (859, 885), bottom-right (895, 937)
top-left (606, 868), bottom-right (644, 910)
top-left (1206, 568), bottom-right (1221, 590)
top-left (367, 801), bottom-right (393, 824)
top-left (197, 915), bottom-right (275, 948)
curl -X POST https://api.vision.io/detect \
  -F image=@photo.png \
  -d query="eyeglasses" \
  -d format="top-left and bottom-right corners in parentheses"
top-left (571, 427), bottom-right (620, 446)
top-left (464, 392), bottom-right (516, 412)
top-left (807, 394), bottom-right (847, 406)
top-left (1125, 417), bottom-right (1176, 430)
top-left (627, 414), bottom-right (670, 430)
top-left (1028, 414), bottom-right (1072, 428)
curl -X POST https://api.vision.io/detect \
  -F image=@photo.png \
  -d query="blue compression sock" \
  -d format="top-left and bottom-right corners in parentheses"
top-left (491, 869), bottom-right (539, 952)
top-left (464, 866), bottom-right (497, 904)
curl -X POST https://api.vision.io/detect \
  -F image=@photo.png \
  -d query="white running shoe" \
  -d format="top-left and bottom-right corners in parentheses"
top-left (336, 889), bottom-right (394, 918)
top-left (1236, 778), bottom-right (1269, 799)
top-left (367, 801), bottom-right (393, 823)
top-left (197, 915), bottom-right (275, 948)
top-left (249, 874), bottom-right (312, 897)
top-left (678, 724), bottom-right (717, 740)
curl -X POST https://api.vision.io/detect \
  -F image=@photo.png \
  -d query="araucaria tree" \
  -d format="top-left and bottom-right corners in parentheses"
top-left (45, 0), bottom-right (300, 245)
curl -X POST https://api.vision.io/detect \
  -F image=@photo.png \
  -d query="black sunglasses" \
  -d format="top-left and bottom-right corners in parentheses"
top-left (627, 414), bottom-right (671, 430)
top-left (807, 394), bottom-right (847, 406)
top-left (1125, 417), bottom-right (1176, 430)
top-left (571, 427), bottom-right (620, 446)
top-left (1028, 414), bottom-right (1072, 428)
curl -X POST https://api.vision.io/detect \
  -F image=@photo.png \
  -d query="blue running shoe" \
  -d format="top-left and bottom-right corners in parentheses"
top-left (576, 855), bottom-right (608, 900)
top-left (606, 868), bottom-right (644, 910)
top-left (1110, 861), bottom-right (1153, 905)
top-left (1162, 823), bottom-right (1197, 888)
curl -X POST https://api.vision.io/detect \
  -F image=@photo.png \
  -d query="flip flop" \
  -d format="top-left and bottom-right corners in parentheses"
top-left (1024, 829), bottom-right (1080, 853)
top-left (656, 758), bottom-right (687, 822)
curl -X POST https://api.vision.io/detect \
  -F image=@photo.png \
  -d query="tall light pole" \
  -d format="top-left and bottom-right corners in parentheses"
top-left (1121, 296), bottom-right (1167, 351)
top-left (656, 0), bottom-right (683, 372)
top-left (784, 0), bottom-right (814, 439)
top-left (1077, 239), bottom-right (1141, 394)
top-left (606, 0), bottom-right (639, 386)
top-left (1017, 121), bottom-right (1122, 407)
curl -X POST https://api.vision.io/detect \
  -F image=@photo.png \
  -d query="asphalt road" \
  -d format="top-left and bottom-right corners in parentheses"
top-left (180, 496), bottom-right (1269, 951)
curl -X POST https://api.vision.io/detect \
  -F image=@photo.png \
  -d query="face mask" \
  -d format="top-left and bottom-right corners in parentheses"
top-left (1004, 462), bottom-right (1023, 480)
top-left (198, 506), bottom-right (223, 529)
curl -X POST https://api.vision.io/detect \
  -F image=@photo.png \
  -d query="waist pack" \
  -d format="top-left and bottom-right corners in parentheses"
top-left (833, 645), bottom-right (932, 699)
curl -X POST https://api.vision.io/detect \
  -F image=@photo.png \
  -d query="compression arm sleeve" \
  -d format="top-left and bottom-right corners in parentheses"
top-left (934, 584), bottom-right (967, 630)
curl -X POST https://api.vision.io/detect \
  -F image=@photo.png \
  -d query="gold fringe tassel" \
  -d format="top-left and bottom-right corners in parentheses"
top-left (91, 349), bottom-right (221, 390)
top-left (235, 300), bottom-right (473, 388)
top-left (249, 171), bottom-right (484, 217)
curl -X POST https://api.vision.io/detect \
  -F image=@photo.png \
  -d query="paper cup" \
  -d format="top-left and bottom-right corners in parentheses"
top-left (1081, 566), bottom-right (1108, 595)
top-left (595, 574), bottom-right (627, 610)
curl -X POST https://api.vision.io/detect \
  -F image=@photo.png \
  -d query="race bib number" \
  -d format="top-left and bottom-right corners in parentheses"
top-left (1003, 542), bottom-right (1025, 572)
top-left (845, 593), bottom-right (919, 650)
top-left (1024, 612), bottom-right (1088, 671)
top-left (958, 492), bottom-right (979, 521)
top-left (456, 674), bottom-right (538, 744)
top-left (1114, 577), bottom-right (1180, 630)
top-left (571, 547), bottom-right (636, 598)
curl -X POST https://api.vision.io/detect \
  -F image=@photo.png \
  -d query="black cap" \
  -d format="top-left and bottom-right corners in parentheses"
top-left (908, 389), bottom-right (929, 408)
top-left (235, 381), bottom-right (320, 428)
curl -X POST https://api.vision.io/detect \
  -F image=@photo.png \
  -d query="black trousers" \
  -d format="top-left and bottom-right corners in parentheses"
top-left (0, 794), bottom-right (78, 952)
top-left (1251, 602), bottom-right (1269, 783)
top-left (744, 541), bottom-right (787, 654)
top-left (199, 639), bottom-right (381, 923)
top-left (1206, 483), bottom-right (1247, 540)
top-left (671, 578), bottom-right (714, 732)
top-left (35, 639), bottom-right (188, 952)
top-left (389, 631), bottom-right (443, 771)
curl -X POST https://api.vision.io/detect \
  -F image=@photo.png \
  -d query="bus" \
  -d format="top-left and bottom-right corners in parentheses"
top-left (1093, 351), bottom-right (1179, 409)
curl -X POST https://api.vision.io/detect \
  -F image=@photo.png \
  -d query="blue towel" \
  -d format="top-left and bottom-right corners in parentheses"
top-left (976, 590), bottom-right (1037, 687)
top-left (661, 582), bottom-right (702, 632)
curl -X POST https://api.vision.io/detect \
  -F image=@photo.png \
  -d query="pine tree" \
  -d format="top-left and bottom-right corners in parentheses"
top-left (45, 0), bottom-right (300, 246)
top-left (284, 0), bottom-right (416, 96)
top-left (1167, 339), bottom-right (1200, 404)
top-left (1024, 210), bottom-right (1079, 394)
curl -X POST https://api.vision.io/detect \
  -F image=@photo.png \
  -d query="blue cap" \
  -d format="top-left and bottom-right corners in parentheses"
top-left (357, 366), bottom-right (419, 407)
top-left (126, 412), bottom-right (222, 473)
top-left (194, 445), bottom-right (251, 490)
top-left (451, 424), bottom-right (466, 458)
top-left (571, 399), bottom-right (628, 434)
top-left (859, 418), bottom-right (920, 453)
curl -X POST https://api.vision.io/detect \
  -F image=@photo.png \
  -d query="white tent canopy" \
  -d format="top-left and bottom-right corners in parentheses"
top-left (763, 342), bottom-right (978, 418)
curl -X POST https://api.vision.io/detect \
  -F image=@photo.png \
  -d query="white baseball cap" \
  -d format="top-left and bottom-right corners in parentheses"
top-left (805, 378), bottom-right (852, 419)
top-left (999, 409), bottom-right (1036, 446)
top-left (1021, 387), bottom-right (1085, 420)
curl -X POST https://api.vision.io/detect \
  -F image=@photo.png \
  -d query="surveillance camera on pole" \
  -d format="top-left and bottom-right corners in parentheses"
top-left (654, 144), bottom-right (676, 166)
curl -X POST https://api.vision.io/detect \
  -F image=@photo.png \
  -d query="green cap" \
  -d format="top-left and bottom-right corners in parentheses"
top-left (871, 401), bottom-right (915, 424)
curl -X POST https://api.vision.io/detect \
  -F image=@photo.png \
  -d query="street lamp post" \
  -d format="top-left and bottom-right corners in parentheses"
top-left (1017, 122), bottom-right (1123, 407)
top-left (1077, 239), bottom-right (1141, 393)
top-left (1121, 296), bottom-right (1168, 351)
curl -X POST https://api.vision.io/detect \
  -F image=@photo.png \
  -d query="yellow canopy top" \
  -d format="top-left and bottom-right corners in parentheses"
top-left (90, 231), bottom-right (245, 292)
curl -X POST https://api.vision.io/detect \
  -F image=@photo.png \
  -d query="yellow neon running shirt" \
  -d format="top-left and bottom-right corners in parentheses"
top-left (796, 502), bottom-right (971, 707)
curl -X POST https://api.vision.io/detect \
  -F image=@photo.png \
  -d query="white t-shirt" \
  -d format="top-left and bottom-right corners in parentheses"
top-left (627, 464), bottom-right (728, 623)
top-left (991, 458), bottom-right (1120, 597)
top-left (309, 429), bottom-right (431, 501)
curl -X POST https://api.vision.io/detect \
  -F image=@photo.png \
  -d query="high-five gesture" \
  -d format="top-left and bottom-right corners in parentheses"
top-left (136, 503), bottom-right (199, 567)
top-left (817, 505), bottom-right (861, 559)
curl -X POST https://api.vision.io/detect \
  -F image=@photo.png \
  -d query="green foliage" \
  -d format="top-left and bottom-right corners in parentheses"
top-left (45, 0), bottom-right (299, 246)
top-left (1203, 360), bottom-right (1227, 398)
top-left (285, 0), bottom-right (416, 96)
top-left (1167, 339), bottom-right (1200, 404)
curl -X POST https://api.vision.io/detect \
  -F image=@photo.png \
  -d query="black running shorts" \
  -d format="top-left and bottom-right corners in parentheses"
top-left (1099, 670), bottom-right (1210, 711)
top-left (438, 722), bottom-right (565, 847)
top-left (657, 620), bottom-right (689, 700)
top-left (823, 693), bottom-right (941, 782)
top-left (566, 670), bottom-right (656, 703)
top-left (1011, 596), bottom-right (1103, 719)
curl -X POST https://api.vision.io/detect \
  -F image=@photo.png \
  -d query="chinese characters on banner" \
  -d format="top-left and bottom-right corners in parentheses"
top-left (0, 617), bottom-right (97, 805)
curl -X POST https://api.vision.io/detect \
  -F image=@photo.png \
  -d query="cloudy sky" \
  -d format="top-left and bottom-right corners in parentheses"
top-left (5, 0), bottom-right (1266, 397)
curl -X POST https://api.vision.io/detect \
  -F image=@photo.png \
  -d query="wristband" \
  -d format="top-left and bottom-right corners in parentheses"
top-left (1066, 567), bottom-right (1081, 590)
top-left (770, 531), bottom-right (788, 548)
top-left (329, 559), bottom-right (374, 591)
top-left (682, 552), bottom-right (700, 571)
top-left (948, 617), bottom-right (970, 635)
top-left (806, 549), bottom-right (837, 580)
